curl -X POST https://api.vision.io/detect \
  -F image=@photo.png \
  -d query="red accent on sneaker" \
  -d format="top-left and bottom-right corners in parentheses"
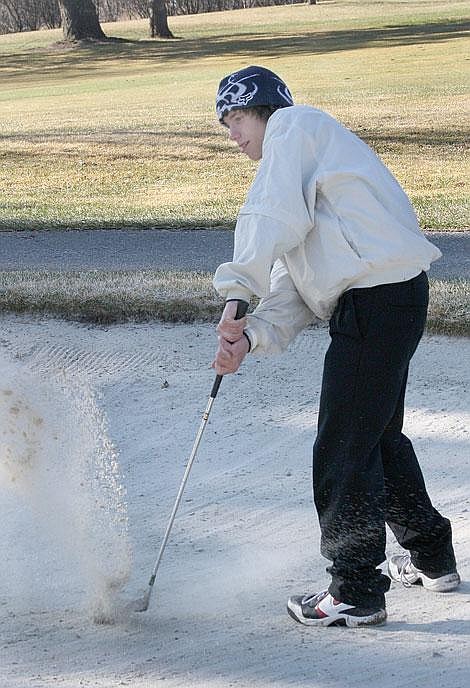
top-left (314, 604), bottom-right (329, 618)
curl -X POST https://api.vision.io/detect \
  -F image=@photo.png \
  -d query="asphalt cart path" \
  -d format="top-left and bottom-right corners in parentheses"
top-left (0, 229), bottom-right (468, 279)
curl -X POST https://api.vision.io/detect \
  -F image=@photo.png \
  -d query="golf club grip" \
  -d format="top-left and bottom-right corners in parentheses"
top-left (211, 299), bottom-right (249, 399)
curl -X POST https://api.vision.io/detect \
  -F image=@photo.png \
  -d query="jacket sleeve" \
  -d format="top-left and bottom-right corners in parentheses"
top-left (213, 118), bottom-right (317, 303)
top-left (244, 260), bottom-right (316, 354)
top-left (213, 213), bottom-right (310, 302)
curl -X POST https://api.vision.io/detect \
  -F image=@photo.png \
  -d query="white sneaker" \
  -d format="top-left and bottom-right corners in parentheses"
top-left (287, 590), bottom-right (387, 628)
top-left (388, 554), bottom-right (461, 592)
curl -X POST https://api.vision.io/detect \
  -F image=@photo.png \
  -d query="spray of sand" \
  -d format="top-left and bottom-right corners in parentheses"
top-left (0, 350), bottom-right (132, 624)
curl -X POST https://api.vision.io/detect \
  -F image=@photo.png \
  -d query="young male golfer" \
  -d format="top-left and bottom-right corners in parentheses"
top-left (212, 66), bottom-right (460, 627)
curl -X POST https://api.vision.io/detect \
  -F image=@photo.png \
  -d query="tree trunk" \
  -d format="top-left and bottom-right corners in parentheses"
top-left (58, 0), bottom-right (106, 41)
top-left (149, 0), bottom-right (173, 39)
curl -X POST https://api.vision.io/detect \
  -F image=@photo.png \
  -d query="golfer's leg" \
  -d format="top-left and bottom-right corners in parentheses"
top-left (313, 274), bottom-right (429, 608)
top-left (381, 376), bottom-right (457, 573)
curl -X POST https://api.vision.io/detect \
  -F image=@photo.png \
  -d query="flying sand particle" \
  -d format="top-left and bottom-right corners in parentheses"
top-left (0, 352), bottom-right (132, 622)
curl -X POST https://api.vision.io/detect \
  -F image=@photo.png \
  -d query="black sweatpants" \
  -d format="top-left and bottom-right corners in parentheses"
top-left (313, 271), bottom-right (456, 609)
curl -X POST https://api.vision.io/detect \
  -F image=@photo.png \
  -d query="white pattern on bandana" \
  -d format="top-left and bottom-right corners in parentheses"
top-left (216, 72), bottom-right (261, 116)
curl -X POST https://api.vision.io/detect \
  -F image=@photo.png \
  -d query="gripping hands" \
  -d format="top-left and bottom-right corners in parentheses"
top-left (212, 300), bottom-right (250, 379)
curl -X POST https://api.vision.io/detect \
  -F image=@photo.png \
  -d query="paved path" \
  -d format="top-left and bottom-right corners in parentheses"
top-left (0, 229), bottom-right (468, 279)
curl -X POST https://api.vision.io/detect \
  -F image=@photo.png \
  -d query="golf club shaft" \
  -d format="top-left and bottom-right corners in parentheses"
top-left (141, 300), bottom-right (249, 605)
top-left (146, 394), bottom-right (215, 589)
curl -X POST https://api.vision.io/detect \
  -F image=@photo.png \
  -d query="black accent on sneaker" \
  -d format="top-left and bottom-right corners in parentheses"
top-left (287, 605), bottom-right (346, 627)
top-left (388, 554), bottom-right (461, 592)
top-left (343, 606), bottom-right (387, 617)
top-left (287, 591), bottom-right (387, 628)
top-left (417, 568), bottom-right (459, 580)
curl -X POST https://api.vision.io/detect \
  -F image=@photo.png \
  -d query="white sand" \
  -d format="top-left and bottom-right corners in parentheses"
top-left (1, 315), bottom-right (469, 688)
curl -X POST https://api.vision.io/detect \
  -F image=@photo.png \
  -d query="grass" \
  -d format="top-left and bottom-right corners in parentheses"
top-left (0, 270), bottom-right (468, 337)
top-left (0, 2), bottom-right (468, 336)
top-left (0, 1), bottom-right (469, 231)
top-left (0, 270), bottom-right (224, 324)
top-left (427, 278), bottom-right (470, 337)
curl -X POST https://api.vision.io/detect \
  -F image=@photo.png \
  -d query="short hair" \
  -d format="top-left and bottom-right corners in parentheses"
top-left (222, 104), bottom-right (281, 126)
top-left (248, 105), bottom-right (282, 122)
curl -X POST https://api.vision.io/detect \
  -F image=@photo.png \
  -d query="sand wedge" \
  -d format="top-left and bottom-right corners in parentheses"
top-left (129, 300), bottom-right (248, 613)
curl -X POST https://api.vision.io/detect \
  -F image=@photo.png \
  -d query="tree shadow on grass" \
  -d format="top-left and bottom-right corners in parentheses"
top-left (1, 123), bottom-right (468, 152)
top-left (356, 127), bottom-right (470, 150)
top-left (1, 19), bottom-right (468, 83)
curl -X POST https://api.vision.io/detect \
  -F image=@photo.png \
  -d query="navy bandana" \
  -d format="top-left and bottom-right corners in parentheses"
top-left (216, 66), bottom-right (293, 122)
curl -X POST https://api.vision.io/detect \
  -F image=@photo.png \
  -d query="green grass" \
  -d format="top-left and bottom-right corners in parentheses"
top-left (0, 1), bottom-right (469, 231)
top-left (0, 270), bottom-right (468, 337)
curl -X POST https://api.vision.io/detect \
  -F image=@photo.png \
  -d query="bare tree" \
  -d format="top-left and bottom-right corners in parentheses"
top-left (57, 0), bottom-right (106, 40)
top-left (1, 0), bottom-right (26, 32)
top-left (40, 0), bottom-right (61, 28)
top-left (129, 0), bottom-right (149, 17)
top-left (149, 0), bottom-right (173, 38)
top-left (0, 0), bottom-right (310, 35)
top-left (0, 0), bottom-right (44, 31)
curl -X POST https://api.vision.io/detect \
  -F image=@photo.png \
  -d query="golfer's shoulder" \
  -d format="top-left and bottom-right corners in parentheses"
top-left (267, 105), bottom-right (340, 140)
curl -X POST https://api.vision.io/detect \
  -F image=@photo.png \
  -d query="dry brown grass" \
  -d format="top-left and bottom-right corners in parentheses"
top-left (0, 1), bottom-right (468, 231)
top-left (0, 270), bottom-right (467, 336)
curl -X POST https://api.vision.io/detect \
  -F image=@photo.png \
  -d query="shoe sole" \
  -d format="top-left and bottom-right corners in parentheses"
top-left (287, 602), bottom-right (387, 628)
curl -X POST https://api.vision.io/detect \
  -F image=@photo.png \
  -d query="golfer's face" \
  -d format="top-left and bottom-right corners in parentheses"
top-left (224, 110), bottom-right (267, 161)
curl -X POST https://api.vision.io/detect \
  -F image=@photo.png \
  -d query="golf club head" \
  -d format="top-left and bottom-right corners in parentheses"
top-left (125, 589), bottom-right (151, 613)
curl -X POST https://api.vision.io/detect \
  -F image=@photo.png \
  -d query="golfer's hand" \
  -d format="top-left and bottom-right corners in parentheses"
top-left (216, 301), bottom-right (247, 343)
top-left (212, 335), bottom-right (250, 375)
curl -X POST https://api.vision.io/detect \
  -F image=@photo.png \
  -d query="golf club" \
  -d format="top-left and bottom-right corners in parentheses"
top-left (128, 300), bottom-right (248, 613)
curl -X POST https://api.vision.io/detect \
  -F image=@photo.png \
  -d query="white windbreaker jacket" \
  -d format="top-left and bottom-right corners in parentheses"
top-left (213, 105), bottom-right (441, 354)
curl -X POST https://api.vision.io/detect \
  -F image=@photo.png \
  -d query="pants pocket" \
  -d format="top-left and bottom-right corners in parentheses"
top-left (329, 290), bottom-right (365, 341)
